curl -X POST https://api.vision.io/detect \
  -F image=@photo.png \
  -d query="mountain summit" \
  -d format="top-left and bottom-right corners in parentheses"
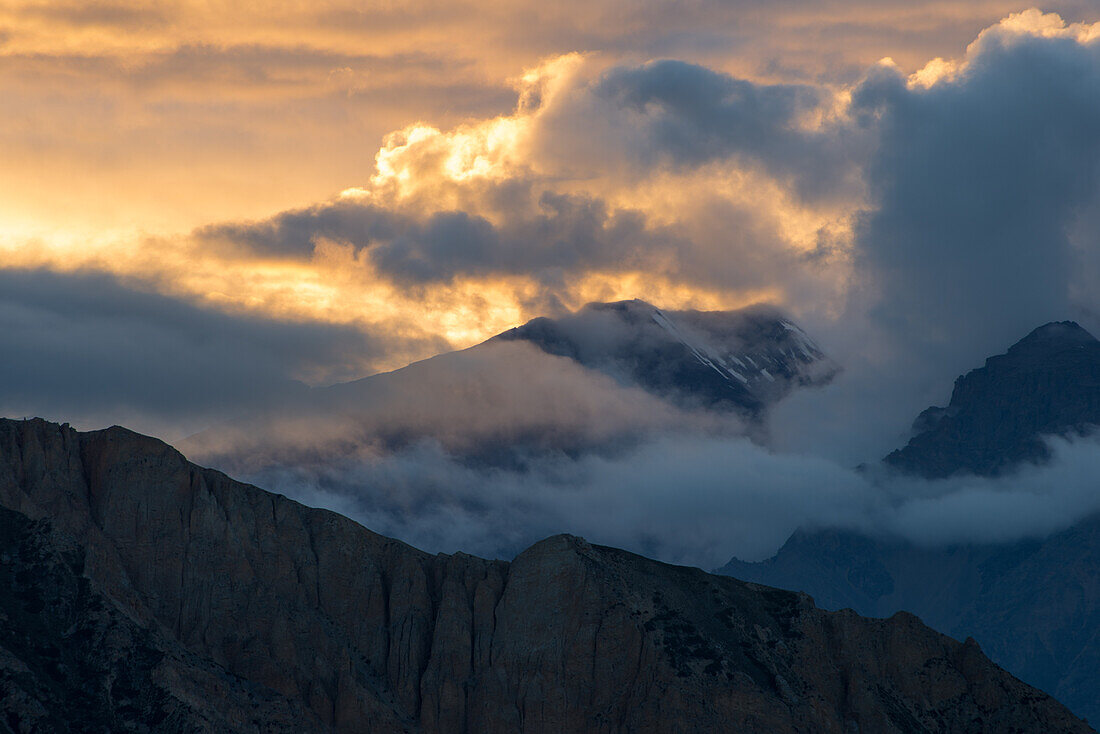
top-left (886, 320), bottom-right (1100, 477)
top-left (496, 299), bottom-right (836, 419)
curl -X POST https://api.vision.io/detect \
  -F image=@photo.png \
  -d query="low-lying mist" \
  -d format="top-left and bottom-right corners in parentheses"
top-left (226, 429), bottom-right (1100, 569)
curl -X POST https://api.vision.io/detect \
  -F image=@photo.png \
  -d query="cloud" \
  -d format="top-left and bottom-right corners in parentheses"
top-left (0, 268), bottom-right (440, 438)
top-left (194, 53), bottom-right (851, 306)
top-left (3, 0), bottom-right (1096, 260)
top-left (852, 13), bottom-right (1100, 363)
top-left (16, 1), bottom-right (170, 30)
top-left (543, 59), bottom-right (854, 198)
top-left (869, 435), bottom-right (1100, 546)
top-left (198, 190), bottom-right (684, 286)
top-left (771, 10), bottom-right (1100, 462)
top-left (184, 337), bottom-right (740, 471)
top-left (235, 429), bottom-right (1100, 569)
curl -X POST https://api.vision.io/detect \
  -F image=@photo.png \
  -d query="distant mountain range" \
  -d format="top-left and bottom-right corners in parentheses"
top-left (0, 418), bottom-right (1088, 732)
top-left (720, 320), bottom-right (1100, 723)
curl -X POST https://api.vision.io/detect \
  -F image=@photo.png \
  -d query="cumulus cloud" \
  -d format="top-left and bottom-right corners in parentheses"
top-left (852, 12), bottom-right (1100, 363)
top-left (536, 59), bottom-right (859, 199)
top-left (195, 52), bottom-right (855, 310)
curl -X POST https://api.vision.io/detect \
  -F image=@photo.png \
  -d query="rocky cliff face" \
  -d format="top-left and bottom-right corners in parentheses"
top-left (0, 418), bottom-right (1090, 733)
top-left (886, 321), bottom-right (1100, 478)
top-left (0, 503), bottom-right (320, 733)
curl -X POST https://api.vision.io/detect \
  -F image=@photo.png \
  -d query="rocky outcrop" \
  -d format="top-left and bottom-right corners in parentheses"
top-left (886, 321), bottom-right (1100, 478)
top-left (0, 418), bottom-right (1090, 732)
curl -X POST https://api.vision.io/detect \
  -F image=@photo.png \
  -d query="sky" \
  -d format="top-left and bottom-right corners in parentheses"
top-left (5, 2), bottom-right (1100, 564)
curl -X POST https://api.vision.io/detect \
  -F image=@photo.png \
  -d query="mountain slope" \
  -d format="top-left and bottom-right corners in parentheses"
top-left (183, 299), bottom-right (834, 471)
top-left (718, 519), bottom-right (1100, 724)
top-left (0, 418), bottom-right (1088, 733)
top-left (886, 321), bottom-right (1100, 478)
top-left (719, 321), bottom-right (1100, 723)
top-left (0, 504), bottom-right (320, 732)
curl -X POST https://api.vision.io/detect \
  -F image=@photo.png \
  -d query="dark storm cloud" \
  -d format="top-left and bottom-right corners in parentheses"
top-left (200, 191), bottom-right (682, 285)
top-left (0, 268), bottom-right (436, 438)
top-left (850, 30), bottom-right (1100, 371)
top-left (585, 60), bottom-right (852, 198)
top-left (773, 21), bottom-right (1100, 462)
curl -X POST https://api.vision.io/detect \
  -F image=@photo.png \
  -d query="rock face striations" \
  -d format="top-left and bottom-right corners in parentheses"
top-left (886, 321), bottom-right (1100, 478)
top-left (0, 418), bottom-right (1090, 732)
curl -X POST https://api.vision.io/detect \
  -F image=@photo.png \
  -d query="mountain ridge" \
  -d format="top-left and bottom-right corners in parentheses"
top-left (0, 417), bottom-right (1089, 732)
top-left (496, 299), bottom-right (836, 418)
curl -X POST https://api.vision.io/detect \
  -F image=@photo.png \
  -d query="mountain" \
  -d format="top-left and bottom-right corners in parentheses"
top-left (183, 299), bottom-right (835, 470)
top-left (495, 299), bottom-right (836, 419)
top-left (719, 521), bottom-right (1100, 725)
top-left (0, 418), bottom-right (1090, 733)
top-left (886, 321), bottom-right (1100, 478)
top-left (718, 321), bottom-right (1100, 723)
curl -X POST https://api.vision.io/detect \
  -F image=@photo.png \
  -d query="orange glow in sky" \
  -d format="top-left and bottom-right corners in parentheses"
top-left (2, 1), bottom-right (1097, 378)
